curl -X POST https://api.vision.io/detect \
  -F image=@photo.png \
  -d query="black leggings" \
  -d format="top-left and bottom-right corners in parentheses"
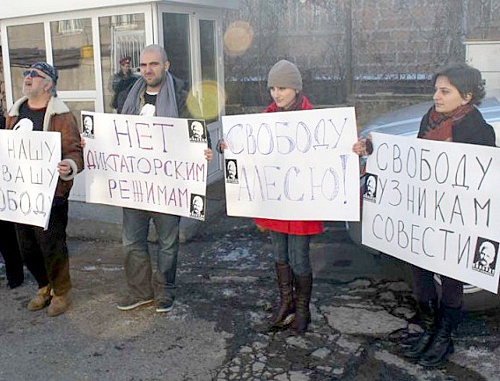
top-left (0, 220), bottom-right (24, 283)
top-left (411, 265), bottom-right (463, 309)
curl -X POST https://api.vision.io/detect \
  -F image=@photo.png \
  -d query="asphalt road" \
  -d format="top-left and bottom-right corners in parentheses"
top-left (1, 213), bottom-right (500, 380)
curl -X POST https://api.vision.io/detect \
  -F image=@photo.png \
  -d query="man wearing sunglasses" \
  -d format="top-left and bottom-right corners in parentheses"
top-left (5, 62), bottom-right (83, 317)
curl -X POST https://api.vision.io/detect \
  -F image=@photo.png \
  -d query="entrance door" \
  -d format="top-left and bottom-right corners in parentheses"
top-left (159, 6), bottom-right (225, 183)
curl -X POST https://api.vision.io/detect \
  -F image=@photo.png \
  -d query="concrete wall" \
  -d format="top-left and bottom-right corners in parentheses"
top-left (225, 0), bottom-right (500, 109)
top-left (348, 93), bottom-right (431, 128)
top-left (352, 0), bottom-right (464, 75)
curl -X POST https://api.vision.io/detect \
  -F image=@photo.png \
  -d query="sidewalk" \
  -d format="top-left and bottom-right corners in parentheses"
top-left (2, 178), bottom-right (500, 380)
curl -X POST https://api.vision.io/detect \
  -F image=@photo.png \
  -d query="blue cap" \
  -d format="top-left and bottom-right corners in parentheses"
top-left (30, 62), bottom-right (58, 84)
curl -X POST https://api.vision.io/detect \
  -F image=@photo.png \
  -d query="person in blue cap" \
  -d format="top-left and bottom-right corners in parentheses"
top-left (5, 62), bottom-right (84, 316)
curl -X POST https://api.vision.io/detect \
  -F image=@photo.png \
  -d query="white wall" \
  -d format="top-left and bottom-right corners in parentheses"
top-left (0, 0), bottom-right (238, 20)
top-left (466, 40), bottom-right (500, 96)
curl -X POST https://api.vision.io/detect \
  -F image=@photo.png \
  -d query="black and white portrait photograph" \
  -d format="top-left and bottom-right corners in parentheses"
top-left (189, 194), bottom-right (205, 219)
top-left (188, 119), bottom-right (207, 143)
top-left (81, 114), bottom-right (94, 138)
top-left (362, 173), bottom-right (377, 202)
top-left (225, 159), bottom-right (238, 183)
top-left (472, 238), bottom-right (499, 276)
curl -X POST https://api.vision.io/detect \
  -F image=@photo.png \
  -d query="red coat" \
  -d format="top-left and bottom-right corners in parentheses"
top-left (254, 96), bottom-right (324, 236)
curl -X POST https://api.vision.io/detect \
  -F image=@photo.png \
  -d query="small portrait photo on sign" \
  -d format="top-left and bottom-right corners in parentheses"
top-left (81, 114), bottom-right (95, 138)
top-left (188, 119), bottom-right (207, 143)
top-left (362, 173), bottom-right (378, 202)
top-left (190, 194), bottom-right (206, 219)
top-left (472, 237), bottom-right (499, 276)
top-left (225, 159), bottom-right (238, 184)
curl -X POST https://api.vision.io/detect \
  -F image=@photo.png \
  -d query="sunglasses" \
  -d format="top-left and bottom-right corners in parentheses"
top-left (23, 70), bottom-right (48, 79)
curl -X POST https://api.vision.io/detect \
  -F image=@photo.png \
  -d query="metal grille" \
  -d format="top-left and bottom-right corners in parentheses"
top-left (111, 29), bottom-right (145, 74)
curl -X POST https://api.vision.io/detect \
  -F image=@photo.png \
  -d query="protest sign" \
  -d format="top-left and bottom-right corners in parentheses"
top-left (222, 107), bottom-right (360, 221)
top-left (83, 112), bottom-right (208, 220)
top-left (0, 130), bottom-right (61, 229)
top-left (362, 132), bottom-right (500, 293)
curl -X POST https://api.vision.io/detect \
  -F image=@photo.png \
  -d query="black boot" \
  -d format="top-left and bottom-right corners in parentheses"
top-left (269, 263), bottom-right (295, 329)
top-left (402, 299), bottom-right (439, 360)
top-left (292, 273), bottom-right (312, 334)
top-left (0, 221), bottom-right (24, 289)
top-left (418, 305), bottom-right (460, 367)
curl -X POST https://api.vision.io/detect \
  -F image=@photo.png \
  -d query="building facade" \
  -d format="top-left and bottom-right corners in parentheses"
top-left (0, 0), bottom-right (239, 185)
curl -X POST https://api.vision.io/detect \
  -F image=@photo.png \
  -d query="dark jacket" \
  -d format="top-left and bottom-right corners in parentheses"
top-left (112, 71), bottom-right (138, 113)
top-left (418, 107), bottom-right (496, 146)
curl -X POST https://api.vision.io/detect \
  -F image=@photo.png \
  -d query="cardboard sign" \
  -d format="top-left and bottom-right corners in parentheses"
top-left (83, 112), bottom-right (208, 220)
top-left (362, 132), bottom-right (500, 293)
top-left (0, 130), bottom-right (61, 229)
top-left (222, 107), bottom-right (360, 221)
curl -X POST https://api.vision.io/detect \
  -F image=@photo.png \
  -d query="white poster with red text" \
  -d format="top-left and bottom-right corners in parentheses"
top-left (82, 112), bottom-right (208, 220)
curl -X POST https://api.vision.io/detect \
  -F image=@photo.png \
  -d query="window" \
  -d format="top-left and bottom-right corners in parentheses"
top-left (7, 23), bottom-right (46, 101)
top-left (99, 13), bottom-right (146, 113)
top-left (163, 13), bottom-right (191, 87)
top-left (57, 19), bottom-right (84, 35)
top-left (51, 18), bottom-right (95, 91)
top-left (199, 19), bottom-right (220, 121)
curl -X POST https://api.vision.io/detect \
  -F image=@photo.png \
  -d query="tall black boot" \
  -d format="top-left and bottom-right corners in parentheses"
top-left (269, 263), bottom-right (295, 329)
top-left (419, 305), bottom-right (460, 367)
top-left (0, 221), bottom-right (24, 288)
top-left (402, 299), bottom-right (439, 360)
top-left (292, 273), bottom-right (312, 334)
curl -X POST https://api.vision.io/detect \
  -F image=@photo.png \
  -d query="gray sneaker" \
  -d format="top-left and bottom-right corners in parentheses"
top-left (117, 296), bottom-right (154, 311)
top-left (156, 300), bottom-right (174, 313)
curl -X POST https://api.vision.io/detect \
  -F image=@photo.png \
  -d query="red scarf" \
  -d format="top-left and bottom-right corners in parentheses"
top-left (264, 94), bottom-right (313, 113)
top-left (423, 104), bottom-right (473, 141)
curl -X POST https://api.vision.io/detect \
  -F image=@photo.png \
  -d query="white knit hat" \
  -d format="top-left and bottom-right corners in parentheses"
top-left (267, 60), bottom-right (302, 91)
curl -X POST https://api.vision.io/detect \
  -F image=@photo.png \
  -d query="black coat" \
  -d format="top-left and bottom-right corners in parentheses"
top-left (112, 71), bottom-right (138, 113)
top-left (418, 107), bottom-right (496, 147)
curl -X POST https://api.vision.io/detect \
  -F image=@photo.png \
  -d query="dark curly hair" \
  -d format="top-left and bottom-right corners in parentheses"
top-left (432, 63), bottom-right (486, 106)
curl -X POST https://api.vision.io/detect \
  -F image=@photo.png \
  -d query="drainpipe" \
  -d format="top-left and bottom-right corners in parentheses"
top-left (345, 0), bottom-right (353, 102)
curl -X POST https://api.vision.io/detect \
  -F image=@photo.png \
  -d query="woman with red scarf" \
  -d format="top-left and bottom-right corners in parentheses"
top-left (255, 60), bottom-right (322, 334)
top-left (354, 63), bottom-right (496, 367)
top-left (219, 60), bottom-right (321, 333)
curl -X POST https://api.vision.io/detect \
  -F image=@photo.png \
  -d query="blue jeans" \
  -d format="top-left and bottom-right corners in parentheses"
top-left (122, 208), bottom-right (180, 303)
top-left (270, 232), bottom-right (312, 276)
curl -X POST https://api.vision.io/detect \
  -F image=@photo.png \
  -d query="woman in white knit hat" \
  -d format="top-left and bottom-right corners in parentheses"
top-left (221, 60), bottom-right (321, 333)
top-left (257, 60), bottom-right (322, 333)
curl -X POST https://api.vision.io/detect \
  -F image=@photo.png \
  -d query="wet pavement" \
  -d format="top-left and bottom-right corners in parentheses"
top-left (1, 182), bottom-right (500, 380)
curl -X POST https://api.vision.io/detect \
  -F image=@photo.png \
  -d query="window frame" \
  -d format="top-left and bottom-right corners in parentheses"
top-left (0, 4), bottom-right (154, 111)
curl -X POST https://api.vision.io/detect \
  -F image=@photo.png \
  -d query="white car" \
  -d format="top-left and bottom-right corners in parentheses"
top-left (347, 96), bottom-right (500, 311)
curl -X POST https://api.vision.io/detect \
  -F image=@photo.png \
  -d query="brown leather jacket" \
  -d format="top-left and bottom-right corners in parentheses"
top-left (6, 96), bottom-right (84, 199)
